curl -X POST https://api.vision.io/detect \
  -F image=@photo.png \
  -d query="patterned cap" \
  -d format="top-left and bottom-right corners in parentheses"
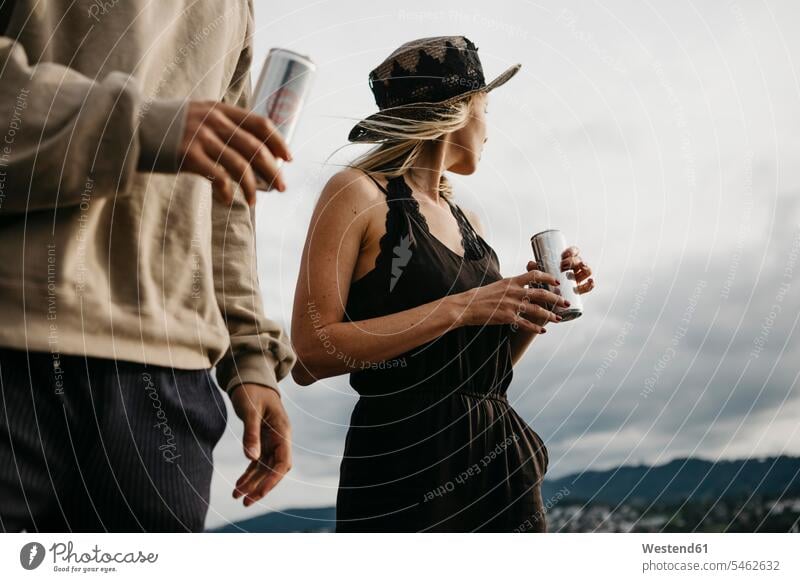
top-left (349, 36), bottom-right (521, 142)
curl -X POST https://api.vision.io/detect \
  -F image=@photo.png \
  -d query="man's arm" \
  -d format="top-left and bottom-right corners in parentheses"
top-left (0, 32), bottom-right (186, 213)
top-left (211, 180), bottom-right (297, 396)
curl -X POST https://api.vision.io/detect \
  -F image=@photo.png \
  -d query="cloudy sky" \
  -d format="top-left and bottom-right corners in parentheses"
top-left (205, 0), bottom-right (800, 528)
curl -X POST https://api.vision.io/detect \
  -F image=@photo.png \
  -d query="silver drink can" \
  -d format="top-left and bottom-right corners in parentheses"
top-left (531, 229), bottom-right (583, 321)
top-left (251, 48), bottom-right (316, 190)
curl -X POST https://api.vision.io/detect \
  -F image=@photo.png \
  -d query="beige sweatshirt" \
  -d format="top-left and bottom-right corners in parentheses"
top-left (0, 0), bottom-right (296, 393)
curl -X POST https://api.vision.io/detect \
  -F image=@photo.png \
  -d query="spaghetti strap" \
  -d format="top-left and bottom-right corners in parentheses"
top-left (360, 169), bottom-right (390, 195)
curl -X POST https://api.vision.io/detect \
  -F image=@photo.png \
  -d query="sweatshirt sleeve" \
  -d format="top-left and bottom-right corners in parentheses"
top-left (0, 35), bottom-right (187, 214)
top-left (211, 186), bottom-right (297, 396)
top-left (211, 6), bottom-right (297, 396)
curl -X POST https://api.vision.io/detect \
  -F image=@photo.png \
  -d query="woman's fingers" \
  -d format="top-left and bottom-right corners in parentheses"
top-left (574, 262), bottom-right (592, 282)
top-left (576, 277), bottom-right (596, 294)
top-left (539, 303), bottom-right (563, 323)
top-left (560, 255), bottom-right (585, 271)
top-left (512, 311), bottom-right (546, 334)
top-left (521, 301), bottom-right (562, 324)
top-left (525, 286), bottom-right (569, 308)
top-left (561, 254), bottom-right (594, 285)
top-left (516, 268), bottom-right (560, 288)
top-left (560, 247), bottom-right (593, 282)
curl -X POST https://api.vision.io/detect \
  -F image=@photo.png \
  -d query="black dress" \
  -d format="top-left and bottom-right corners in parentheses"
top-left (335, 172), bottom-right (550, 532)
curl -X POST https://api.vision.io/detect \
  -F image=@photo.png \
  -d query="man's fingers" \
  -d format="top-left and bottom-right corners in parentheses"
top-left (242, 476), bottom-right (270, 506)
top-left (235, 454), bottom-right (276, 502)
top-left (237, 467), bottom-right (267, 502)
top-left (203, 131), bottom-right (257, 206)
top-left (178, 101), bottom-right (294, 197)
top-left (209, 112), bottom-right (286, 193)
top-left (240, 425), bottom-right (292, 504)
top-left (233, 460), bottom-right (260, 499)
top-left (561, 245), bottom-right (580, 258)
top-left (241, 408), bottom-right (262, 461)
top-left (250, 460), bottom-right (291, 503)
top-left (235, 459), bottom-right (260, 488)
top-left (216, 103), bottom-right (292, 162)
top-left (242, 466), bottom-right (279, 506)
top-left (245, 442), bottom-right (291, 504)
top-left (190, 152), bottom-right (233, 204)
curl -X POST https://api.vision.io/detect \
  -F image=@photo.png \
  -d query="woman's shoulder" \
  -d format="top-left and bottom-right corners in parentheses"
top-left (318, 167), bottom-right (387, 209)
top-left (310, 168), bottom-right (392, 235)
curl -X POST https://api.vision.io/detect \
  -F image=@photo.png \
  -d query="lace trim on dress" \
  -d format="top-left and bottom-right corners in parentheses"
top-left (445, 199), bottom-right (486, 261)
top-left (360, 171), bottom-right (487, 271)
top-left (389, 175), bottom-right (487, 261)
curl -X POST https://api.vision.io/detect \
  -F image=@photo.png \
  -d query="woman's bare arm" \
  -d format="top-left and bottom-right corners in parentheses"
top-left (509, 300), bottom-right (544, 365)
top-left (291, 169), bottom-right (461, 385)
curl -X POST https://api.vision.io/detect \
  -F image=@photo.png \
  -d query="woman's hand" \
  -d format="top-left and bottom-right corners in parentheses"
top-left (521, 260), bottom-right (565, 331)
top-left (560, 245), bottom-right (596, 294)
top-left (452, 268), bottom-right (571, 334)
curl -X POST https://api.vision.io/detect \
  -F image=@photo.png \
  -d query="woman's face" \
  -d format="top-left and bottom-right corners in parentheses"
top-left (446, 92), bottom-right (489, 175)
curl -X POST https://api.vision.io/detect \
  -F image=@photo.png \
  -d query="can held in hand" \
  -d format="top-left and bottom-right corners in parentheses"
top-left (531, 228), bottom-right (583, 321)
top-left (251, 48), bottom-right (316, 190)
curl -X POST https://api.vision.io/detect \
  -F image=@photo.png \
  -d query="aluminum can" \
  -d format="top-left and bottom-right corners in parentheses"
top-left (530, 228), bottom-right (583, 321)
top-left (251, 48), bottom-right (316, 190)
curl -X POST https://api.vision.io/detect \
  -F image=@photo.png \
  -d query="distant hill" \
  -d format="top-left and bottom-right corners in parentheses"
top-left (209, 455), bottom-right (800, 532)
top-left (212, 506), bottom-right (336, 533)
top-left (541, 455), bottom-right (800, 506)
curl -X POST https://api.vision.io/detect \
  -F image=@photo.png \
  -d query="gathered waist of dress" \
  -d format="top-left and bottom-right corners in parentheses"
top-left (352, 382), bottom-right (510, 404)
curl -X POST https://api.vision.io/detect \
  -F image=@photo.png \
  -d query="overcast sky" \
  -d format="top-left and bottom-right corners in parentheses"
top-left (205, 0), bottom-right (800, 528)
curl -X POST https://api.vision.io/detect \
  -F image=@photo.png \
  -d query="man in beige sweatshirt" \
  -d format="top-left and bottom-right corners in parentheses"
top-left (0, 0), bottom-right (297, 531)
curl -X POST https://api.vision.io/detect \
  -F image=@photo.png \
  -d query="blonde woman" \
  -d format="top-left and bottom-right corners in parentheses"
top-left (291, 37), bottom-right (595, 532)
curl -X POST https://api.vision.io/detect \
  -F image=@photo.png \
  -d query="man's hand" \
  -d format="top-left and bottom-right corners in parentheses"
top-left (178, 101), bottom-right (292, 207)
top-left (230, 383), bottom-right (292, 506)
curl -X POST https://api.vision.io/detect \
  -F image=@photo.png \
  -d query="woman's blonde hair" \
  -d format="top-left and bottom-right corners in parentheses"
top-left (347, 93), bottom-right (479, 199)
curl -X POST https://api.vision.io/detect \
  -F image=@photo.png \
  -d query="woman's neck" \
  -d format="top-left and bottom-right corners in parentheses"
top-left (406, 141), bottom-right (448, 204)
